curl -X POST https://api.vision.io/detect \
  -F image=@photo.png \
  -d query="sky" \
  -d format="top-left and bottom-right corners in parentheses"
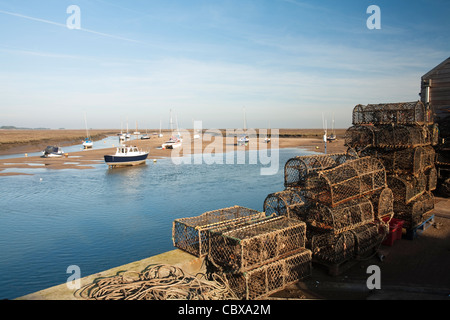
top-left (0, 0), bottom-right (449, 130)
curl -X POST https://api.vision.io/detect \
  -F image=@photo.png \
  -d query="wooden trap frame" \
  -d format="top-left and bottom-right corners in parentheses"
top-left (221, 248), bottom-right (312, 300)
top-left (208, 216), bottom-right (306, 273)
top-left (172, 206), bottom-right (265, 257)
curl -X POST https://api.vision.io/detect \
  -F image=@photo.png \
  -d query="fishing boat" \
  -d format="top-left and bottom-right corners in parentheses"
top-left (42, 146), bottom-right (65, 158)
top-left (104, 146), bottom-right (149, 168)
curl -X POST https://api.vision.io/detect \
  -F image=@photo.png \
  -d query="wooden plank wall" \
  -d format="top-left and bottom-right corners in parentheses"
top-left (421, 59), bottom-right (450, 123)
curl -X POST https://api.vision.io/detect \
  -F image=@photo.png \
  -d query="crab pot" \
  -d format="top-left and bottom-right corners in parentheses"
top-left (222, 248), bottom-right (312, 300)
top-left (306, 197), bottom-right (375, 234)
top-left (351, 223), bottom-right (384, 256)
top-left (344, 125), bottom-right (377, 149)
top-left (393, 191), bottom-right (435, 228)
top-left (387, 173), bottom-right (427, 205)
top-left (263, 189), bottom-right (307, 219)
top-left (367, 187), bottom-right (394, 218)
top-left (360, 146), bottom-right (435, 176)
top-left (304, 157), bottom-right (386, 207)
top-left (310, 231), bottom-right (356, 265)
top-left (284, 153), bottom-right (358, 188)
top-left (352, 101), bottom-right (433, 126)
top-left (345, 124), bottom-right (432, 149)
top-left (425, 166), bottom-right (437, 191)
top-left (172, 206), bottom-right (264, 257)
top-left (208, 216), bottom-right (307, 273)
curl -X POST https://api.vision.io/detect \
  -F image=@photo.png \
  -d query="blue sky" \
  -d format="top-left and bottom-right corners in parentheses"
top-left (0, 0), bottom-right (449, 130)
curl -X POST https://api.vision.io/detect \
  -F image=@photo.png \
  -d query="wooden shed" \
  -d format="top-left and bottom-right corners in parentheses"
top-left (420, 57), bottom-right (450, 131)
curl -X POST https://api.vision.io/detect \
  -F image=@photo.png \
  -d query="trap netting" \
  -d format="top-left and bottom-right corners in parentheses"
top-left (263, 189), bottom-right (306, 219)
top-left (221, 248), bottom-right (312, 300)
top-left (307, 197), bottom-right (375, 235)
top-left (360, 146), bottom-right (436, 176)
top-left (352, 101), bottom-right (433, 125)
top-left (351, 222), bottom-right (385, 256)
top-left (387, 173), bottom-right (427, 205)
top-left (208, 216), bottom-right (306, 273)
top-left (172, 206), bottom-right (265, 257)
top-left (310, 231), bottom-right (356, 265)
top-left (304, 157), bottom-right (386, 207)
top-left (393, 191), bottom-right (435, 228)
top-left (367, 187), bottom-right (394, 219)
top-left (284, 153), bottom-right (358, 189)
top-left (425, 166), bottom-right (437, 191)
top-left (345, 124), bottom-right (433, 149)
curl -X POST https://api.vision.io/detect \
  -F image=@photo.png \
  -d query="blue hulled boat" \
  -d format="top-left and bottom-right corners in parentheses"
top-left (104, 146), bottom-right (149, 168)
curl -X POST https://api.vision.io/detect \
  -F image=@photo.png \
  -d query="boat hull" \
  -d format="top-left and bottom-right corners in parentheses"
top-left (104, 153), bottom-right (149, 167)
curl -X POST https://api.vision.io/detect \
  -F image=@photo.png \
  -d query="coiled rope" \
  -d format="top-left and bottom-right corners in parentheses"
top-left (75, 264), bottom-right (237, 300)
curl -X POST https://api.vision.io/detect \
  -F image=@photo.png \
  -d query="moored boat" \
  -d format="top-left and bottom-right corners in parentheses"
top-left (42, 146), bottom-right (65, 158)
top-left (104, 146), bottom-right (149, 168)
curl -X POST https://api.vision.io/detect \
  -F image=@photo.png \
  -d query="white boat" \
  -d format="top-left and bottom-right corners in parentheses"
top-left (42, 146), bottom-right (65, 158)
top-left (161, 110), bottom-right (182, 149)
top-left (237, 107), bottom-right (249, 146)
top-left (104, 146), bottom-right (149, 167)
top-left (82, 112), bottom-right (93, 149)
top-left (162, 136), bottom-right (182, 149)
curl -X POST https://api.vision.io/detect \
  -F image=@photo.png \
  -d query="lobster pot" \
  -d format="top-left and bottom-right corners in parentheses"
top-left (223, 249), bottom-right (312, 300)
top-left (351, 223), bottom-right (384, 256)
top-left (310, 231), bottom-right (356, 265)
top-left (172, 206), bottom-right (264, 257)
top-left (387, 173), bottom-right (427, 205)
top-left (367, 187), bottom-right (394, 218)
top-left (208, 216), bottom-right (306, 273)
top-left (307, 198), bottom-right (375, 234)
top-left (344, 125), bottom-right (376, 149)
top-left (375, 124), bottom-right (432, 148)
top-left (306, 157), bottom-right (386, 207)
top-left (360, 146), bottom-right (434, 176)
top-left (352, 101), bottom-right (432, 126)
top-left (425, 166), bottom-right (437, 191)
top-left (284, 153), bottom-right (357, 188)
top-left (263, 189), bottom-right (307, 219)
top-left (394, 192), bottom-right (435, 228)
top-left (421, 145), bottom-right (436, 169)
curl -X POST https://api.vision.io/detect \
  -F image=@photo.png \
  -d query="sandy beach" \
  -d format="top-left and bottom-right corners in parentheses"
top-left (0, 129), bottom-right (347, 176)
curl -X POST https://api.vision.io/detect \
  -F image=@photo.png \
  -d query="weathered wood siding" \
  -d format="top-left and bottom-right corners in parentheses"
top-left (421, 57), bottom-right (450, 123)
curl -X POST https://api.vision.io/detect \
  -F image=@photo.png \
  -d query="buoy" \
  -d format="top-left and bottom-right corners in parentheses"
top-left (25, 153), bottom-right (28, 157)
top-left (316, 146), bottom-right (319, 149)
top-left (153, 159), bottom-right (157, 162)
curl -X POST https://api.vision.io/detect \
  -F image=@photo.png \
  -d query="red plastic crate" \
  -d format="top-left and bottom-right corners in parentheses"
top-left (382, 225), bottom-right (399, 246)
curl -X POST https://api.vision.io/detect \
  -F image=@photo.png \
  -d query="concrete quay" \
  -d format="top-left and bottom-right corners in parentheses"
top-left (18, 197), bottom-right (450, 300)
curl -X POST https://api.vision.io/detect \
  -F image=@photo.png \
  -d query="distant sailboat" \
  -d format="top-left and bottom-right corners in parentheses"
top-left (82, 112), bottom-right (93, 149)
top-left (327, 113), bottom-right (337, 142)
top-left (161, 110), bottom-right (182, 149)
top-left (237, 107), bottom-right (249, 146)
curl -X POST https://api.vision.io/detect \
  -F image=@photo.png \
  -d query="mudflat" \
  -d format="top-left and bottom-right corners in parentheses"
top-left (0, 129), bottom-right (348, 176)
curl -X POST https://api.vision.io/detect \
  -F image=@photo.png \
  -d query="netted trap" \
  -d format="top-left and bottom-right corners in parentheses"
top-left (306, 197), bottom-right (375, 234)
top-left (208, 216), bottom-right (306, 273)
top-left (351, 223), bottom-right (384, 256)
top-left (425, 166), bottom-right (437, 191)
top-left (352, 101), bottom-right (433, 125)
top-left (345, 124), bottom-right (433, 149)
top-left (284, 153), bottom-right (358, 189)
top-left (310, 231), bottom-right (356, 265)
top-left (393, 191), bottom-right (435, 228)
top-left (222, 248), bottom-right (312, 300)
top-left (304, 157), bottom-right (386, 207)
top-left (263, 189), bottom-right (306, 219)
top-left (387, 173), bottom-right (427, 205)
top-left (360, 145), bottom-right (436, 176)
top-left (367, 187), bottom-right (394, 218)
top-left (172, 206), bottom-right (265, 257)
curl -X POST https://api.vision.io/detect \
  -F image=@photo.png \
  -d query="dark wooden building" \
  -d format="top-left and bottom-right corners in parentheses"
top-left (421, 57), bottom-right (450, 134)
top-left (421, 57), bottom-right (450, 195)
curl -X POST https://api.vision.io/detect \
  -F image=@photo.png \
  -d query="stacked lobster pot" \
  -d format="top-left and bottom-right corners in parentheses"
top-left (267, 154), bottom-right (391, 272)
top-left (346, 101), bottom-right (437, 230)
top-left (172, 206), bottom-right (312, 299)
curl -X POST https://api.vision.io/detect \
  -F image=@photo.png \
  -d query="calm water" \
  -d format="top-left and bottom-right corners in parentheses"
top-left (0, 140), bottom-right (316, 299)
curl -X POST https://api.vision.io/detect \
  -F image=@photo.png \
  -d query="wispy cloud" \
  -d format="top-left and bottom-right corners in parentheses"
top-left (0, 9), bottom-right (142, 44)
